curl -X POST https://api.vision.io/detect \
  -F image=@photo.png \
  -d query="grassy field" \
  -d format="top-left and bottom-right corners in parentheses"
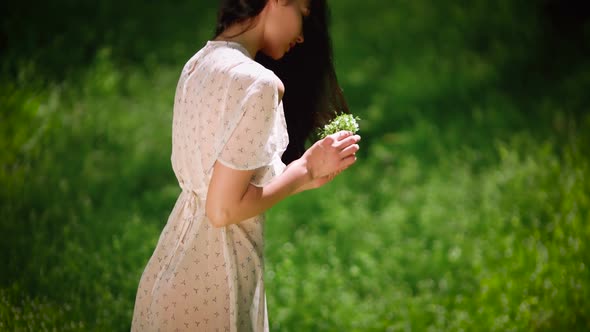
top-left (1, 0), bottom-right (589, 331)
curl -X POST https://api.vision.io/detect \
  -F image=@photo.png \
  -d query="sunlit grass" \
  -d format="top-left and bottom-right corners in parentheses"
top-left (1, 1), bottom-right (589, 331)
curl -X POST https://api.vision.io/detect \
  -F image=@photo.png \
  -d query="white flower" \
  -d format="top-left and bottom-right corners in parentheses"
top-left (319, 113), bottom-right (361, 138)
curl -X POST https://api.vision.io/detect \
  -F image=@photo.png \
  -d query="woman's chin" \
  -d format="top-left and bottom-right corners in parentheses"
top-left (259, 49), bottom-right (283, 60)
top-left (269, 52), bottom-right (286, 61)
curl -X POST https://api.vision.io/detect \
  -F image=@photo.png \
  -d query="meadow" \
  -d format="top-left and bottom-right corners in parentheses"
top-left (1, 0), bottom-right (589, 330)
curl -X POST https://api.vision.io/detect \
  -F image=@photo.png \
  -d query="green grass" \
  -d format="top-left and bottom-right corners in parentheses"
top-left (1, 0), bottom-right (589, 331)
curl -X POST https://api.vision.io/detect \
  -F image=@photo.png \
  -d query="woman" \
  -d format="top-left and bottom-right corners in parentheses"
top-left (131, 0), bottom-right (360, 330)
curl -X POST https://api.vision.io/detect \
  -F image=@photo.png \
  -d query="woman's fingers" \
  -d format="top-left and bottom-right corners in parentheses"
top-left (331, 133), bottom-right (360, 169)
top-left (333, 134), bottom-right (361, 149)
top-left (305, 132), bottom-right (360, 180)
top-left (339, 154), bottom-right (357, 170)
top-left (321, 135), bottom-right (335, 147)
top-left (339, 143), bottom-right (359, 158)
top-left (332, 130), bottom-right (353, 140)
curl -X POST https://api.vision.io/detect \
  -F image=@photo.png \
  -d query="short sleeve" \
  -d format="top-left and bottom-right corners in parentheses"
top-left (218, 76), bottom-right (285, 170)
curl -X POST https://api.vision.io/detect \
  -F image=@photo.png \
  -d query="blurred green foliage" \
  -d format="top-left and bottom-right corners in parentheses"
top-left (1, 0), bottom-right (589, 330)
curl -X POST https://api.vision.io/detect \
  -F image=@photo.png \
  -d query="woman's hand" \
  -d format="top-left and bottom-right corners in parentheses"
top-left (305, 169), bottom-right (343, 190)
top-left (299, 130), bottom-right (360, 190)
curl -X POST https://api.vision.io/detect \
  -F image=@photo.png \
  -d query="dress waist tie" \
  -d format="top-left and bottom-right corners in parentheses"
top-left (157, 189), bottom-right (207, 284)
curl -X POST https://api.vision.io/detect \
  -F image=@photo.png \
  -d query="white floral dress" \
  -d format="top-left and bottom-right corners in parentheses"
top-left (131, 40), bottom-right (289, 332)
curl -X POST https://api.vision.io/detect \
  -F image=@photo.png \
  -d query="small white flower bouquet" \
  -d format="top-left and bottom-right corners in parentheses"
top-left (318, 113), bottom-right (361, 139)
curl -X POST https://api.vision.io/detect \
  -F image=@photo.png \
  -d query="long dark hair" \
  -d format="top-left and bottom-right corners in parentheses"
top-left (215, 0), bottom-right (349, 164)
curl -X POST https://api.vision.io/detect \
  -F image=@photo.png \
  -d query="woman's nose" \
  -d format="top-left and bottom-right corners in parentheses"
top-left (295, 34), bottom-right (304, 44)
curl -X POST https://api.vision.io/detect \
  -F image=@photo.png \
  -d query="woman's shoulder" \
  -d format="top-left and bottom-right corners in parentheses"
top-left (191, 42), bottom-right (284, 98)
top-left (222, 61), bottom-right (281, 100)
top-left (228, 58), bottom-right (275, 83)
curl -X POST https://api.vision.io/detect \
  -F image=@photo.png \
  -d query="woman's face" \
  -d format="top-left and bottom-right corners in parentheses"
top-left (262, 0), bottom-right (311, 59)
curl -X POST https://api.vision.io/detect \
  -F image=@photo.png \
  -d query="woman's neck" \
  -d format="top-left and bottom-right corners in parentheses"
top-left (215, 16), bottom-right (266, 58)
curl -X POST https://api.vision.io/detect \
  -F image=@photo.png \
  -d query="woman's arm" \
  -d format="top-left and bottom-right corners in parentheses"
top-left (206, 131), bottom-right (360, 227)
